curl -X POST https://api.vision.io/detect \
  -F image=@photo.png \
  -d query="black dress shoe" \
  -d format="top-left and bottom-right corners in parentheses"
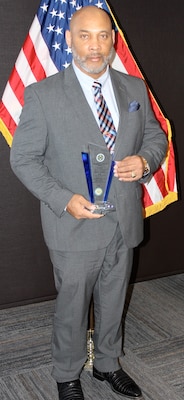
top-left (57, 379), bottom-right (84, 400)
top-left (93, 367), bottom-right (142, 398)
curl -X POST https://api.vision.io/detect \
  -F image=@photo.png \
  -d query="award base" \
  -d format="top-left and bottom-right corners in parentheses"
top-left (92, 201), bottom-right (116, 215)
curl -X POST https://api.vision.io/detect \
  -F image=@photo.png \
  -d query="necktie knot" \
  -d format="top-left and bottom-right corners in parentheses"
top-left (93, 81), bottom-right (101, 88)
top-left (92, 81), bottom-right (102, 94)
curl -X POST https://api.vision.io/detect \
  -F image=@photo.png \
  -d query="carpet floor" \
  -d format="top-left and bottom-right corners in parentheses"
top-left (0, 273), bottom-right (184, 399)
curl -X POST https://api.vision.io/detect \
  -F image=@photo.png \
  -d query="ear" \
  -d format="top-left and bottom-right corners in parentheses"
top-left (65, 30), bottom-right (72, 47)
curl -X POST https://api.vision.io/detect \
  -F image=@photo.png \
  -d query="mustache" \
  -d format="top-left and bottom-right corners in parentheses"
top-left (87, 53), bottom-right (103, 57)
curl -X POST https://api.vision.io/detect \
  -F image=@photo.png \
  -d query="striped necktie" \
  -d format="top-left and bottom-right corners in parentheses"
top-left (92, 81), bottom-right (116, 154)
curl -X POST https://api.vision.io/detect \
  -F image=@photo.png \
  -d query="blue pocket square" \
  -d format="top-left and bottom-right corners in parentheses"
top-left (128, 100), bottom-right (140, 112)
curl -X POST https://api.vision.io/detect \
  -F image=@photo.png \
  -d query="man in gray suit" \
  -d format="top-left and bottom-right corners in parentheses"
top-left (10, 5), bottom-right (167, 400)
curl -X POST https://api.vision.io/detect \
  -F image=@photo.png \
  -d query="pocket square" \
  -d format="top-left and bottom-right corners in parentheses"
top-left (128, 100), bottom-right (140, 112)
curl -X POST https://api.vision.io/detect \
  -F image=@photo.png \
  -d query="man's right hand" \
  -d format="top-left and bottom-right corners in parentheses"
top-left (66, 194), bottom-right (104, 219)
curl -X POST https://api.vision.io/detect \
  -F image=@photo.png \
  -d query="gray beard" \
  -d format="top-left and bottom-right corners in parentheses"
top-left (72, 47), bottom-right (115, 75)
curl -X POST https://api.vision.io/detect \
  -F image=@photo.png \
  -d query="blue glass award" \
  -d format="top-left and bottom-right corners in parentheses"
top-left (82, 143), bottom-right (116, 214)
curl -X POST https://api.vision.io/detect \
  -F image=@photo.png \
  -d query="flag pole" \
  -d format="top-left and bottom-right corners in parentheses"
top-left (84, 298), bottom-right (95, 370)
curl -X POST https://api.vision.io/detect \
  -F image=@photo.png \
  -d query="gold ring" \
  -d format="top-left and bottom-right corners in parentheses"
top-left (131, 171), bottom-right (136, 178)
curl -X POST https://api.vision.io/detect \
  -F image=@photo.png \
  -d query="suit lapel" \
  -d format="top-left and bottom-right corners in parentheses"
top-left (61, 66), bottom-right (129, 154)
top-left (62, 66), bottom-right (108, 148)
top-left (110, 69), bottom-right (129, 159)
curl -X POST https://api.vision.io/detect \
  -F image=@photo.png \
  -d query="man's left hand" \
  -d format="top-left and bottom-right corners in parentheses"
top-left (114, 155), bottom-right (144, 181)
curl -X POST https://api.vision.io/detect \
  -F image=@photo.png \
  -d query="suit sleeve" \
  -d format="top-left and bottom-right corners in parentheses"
top-left (10, 85), bottom-right (73, 218)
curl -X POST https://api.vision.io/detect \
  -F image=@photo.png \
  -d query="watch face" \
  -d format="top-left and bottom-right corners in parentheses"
top-left (142, 158), bottom-right (150, 177)
top-left (143, 166), bottom-right (150, 177)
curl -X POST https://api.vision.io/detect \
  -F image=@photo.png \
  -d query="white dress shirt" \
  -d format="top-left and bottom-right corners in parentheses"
top-left (72, 61), bottom-right (119, 131)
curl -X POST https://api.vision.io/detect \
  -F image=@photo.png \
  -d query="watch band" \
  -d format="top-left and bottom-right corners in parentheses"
top-left (142, 157), bottom-right (150, 177)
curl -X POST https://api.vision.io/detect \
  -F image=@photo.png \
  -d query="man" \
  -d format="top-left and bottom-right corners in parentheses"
top-left (10, 5), bottom-right (167, 400)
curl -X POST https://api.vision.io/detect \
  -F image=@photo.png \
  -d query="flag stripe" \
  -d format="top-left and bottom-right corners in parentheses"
top-left (166, 121), bottom-right (177, 192)
top-left (8, 67), bottom-right (25, 106)
top-left (144, 179), bottom-right (164, 204)
top-left (111, 53), bottom-right (128, 74)
top-left (2, 82), bottom-right (22, 125)
top-left (0, 104), bottom-right (17, 139)
top-left (142, 185), bottom-right (153, 208)
top-left (16, 49), bottom-right (37, 87)
top-left (115, 32), bottom-right (142, 79)
top-left (167, 145), bottom-right (177, 191)
top-left (153, 168), bottom-right (168, 198)
top-left (23, 35), bottom-right (46, 81)
top-left (29, 16), bottom-right (58, 77)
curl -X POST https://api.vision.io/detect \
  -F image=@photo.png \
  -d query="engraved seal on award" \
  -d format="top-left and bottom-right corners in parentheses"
top-left (81, 143), bottom-right (116, 214)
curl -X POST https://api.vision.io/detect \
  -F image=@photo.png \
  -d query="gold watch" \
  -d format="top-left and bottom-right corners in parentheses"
top-left (142, 157), bottom-right (150, 177)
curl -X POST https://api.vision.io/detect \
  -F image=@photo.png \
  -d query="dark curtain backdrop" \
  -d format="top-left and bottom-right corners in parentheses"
top-left (0, 0), bottom-right (183, 308)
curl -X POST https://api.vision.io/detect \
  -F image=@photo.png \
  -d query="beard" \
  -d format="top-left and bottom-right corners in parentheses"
top-left (72, 46), bottom-right (115, 75)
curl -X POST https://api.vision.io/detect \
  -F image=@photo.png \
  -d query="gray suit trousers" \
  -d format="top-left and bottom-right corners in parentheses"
top-left (49, 224), bottom-right (133, 383)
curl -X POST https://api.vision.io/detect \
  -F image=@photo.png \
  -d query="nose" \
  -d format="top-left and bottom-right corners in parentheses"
top-left (89, 35), bottom-right (101, 51)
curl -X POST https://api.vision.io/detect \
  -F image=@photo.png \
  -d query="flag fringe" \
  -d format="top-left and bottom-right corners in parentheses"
top-left (0, 118), bottom-right (12, 147)
top-left (144, 191), bottom-right (178, 218)
top-left (165, 118), bottom-right (173, 193)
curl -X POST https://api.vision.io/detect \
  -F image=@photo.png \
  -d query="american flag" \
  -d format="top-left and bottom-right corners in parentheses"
top-left (0, 0), bottom-right (178, 217)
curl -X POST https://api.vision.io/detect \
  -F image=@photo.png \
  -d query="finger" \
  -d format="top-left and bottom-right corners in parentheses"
top-left (81, 207), bottom-right (104, 219)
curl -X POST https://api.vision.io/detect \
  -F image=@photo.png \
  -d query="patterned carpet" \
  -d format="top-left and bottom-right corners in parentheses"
top-left (0, 274), bottom-right (184, 399)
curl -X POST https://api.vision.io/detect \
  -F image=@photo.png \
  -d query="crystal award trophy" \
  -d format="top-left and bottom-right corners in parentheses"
top-left (81, 143), bottom-right (116, 214)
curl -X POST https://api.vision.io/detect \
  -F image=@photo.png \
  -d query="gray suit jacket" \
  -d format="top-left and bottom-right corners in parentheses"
top-left (10, 65), bottom-right (167, 250)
